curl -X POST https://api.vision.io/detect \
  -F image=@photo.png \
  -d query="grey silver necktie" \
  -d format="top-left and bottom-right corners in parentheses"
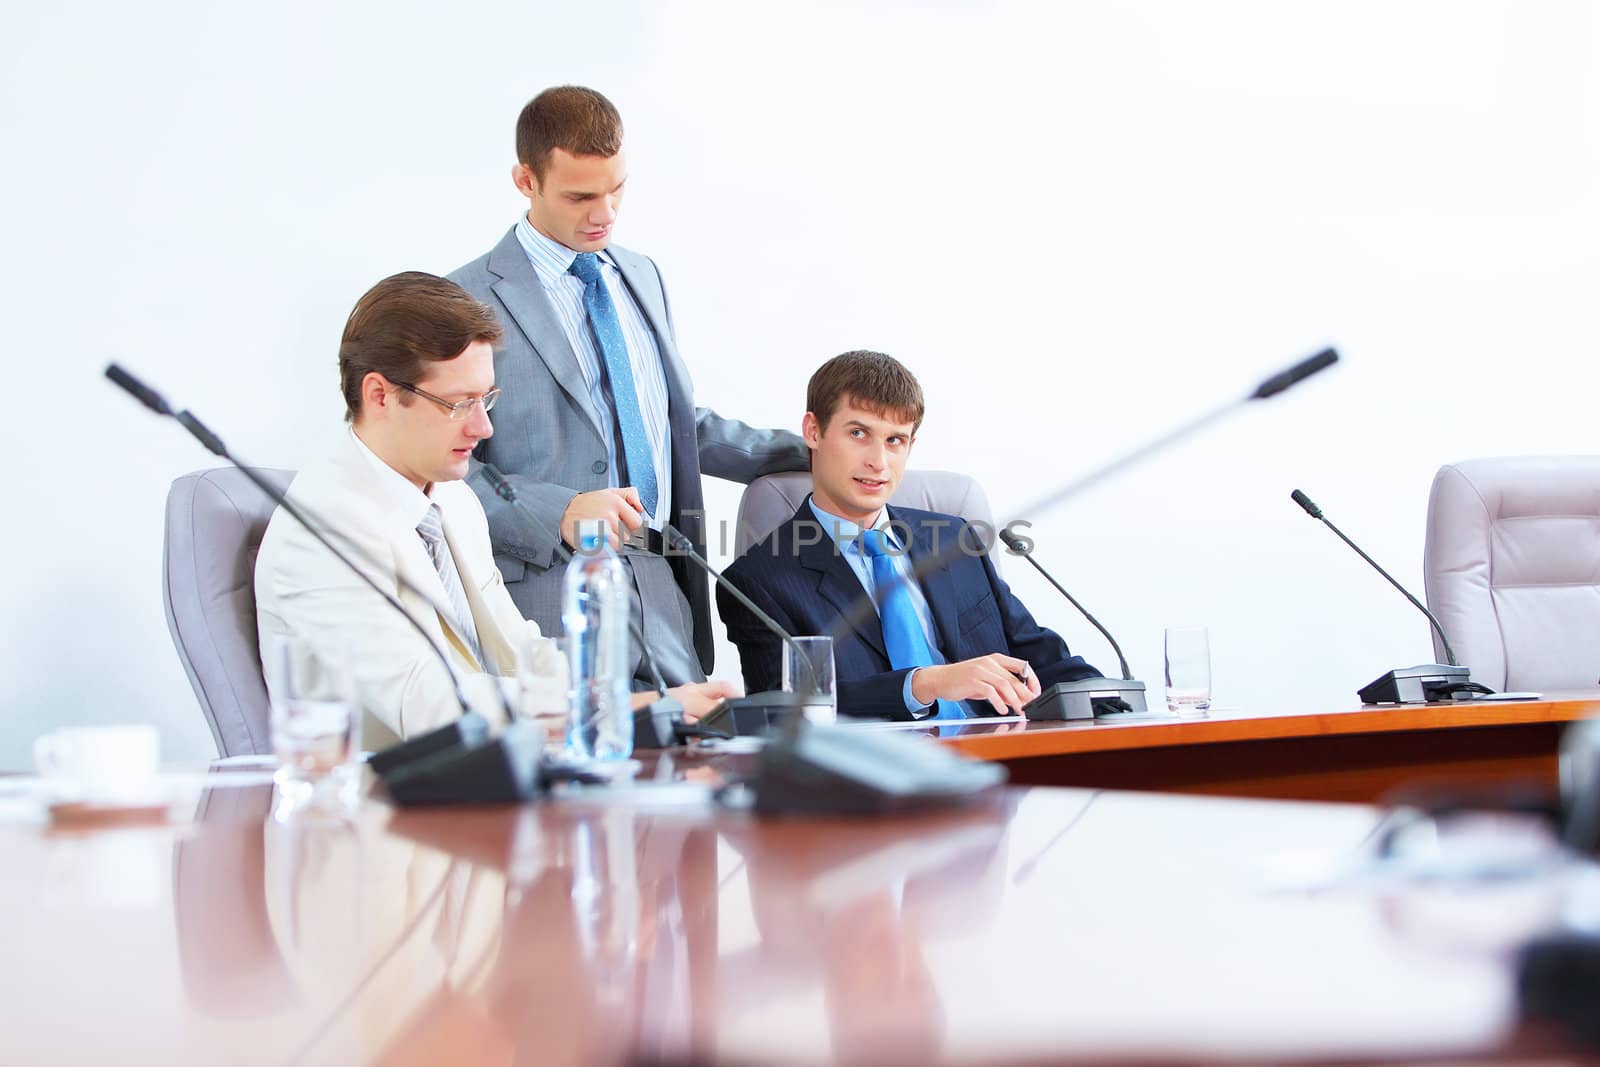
top-left (416, 503), bottom-right (485, 668)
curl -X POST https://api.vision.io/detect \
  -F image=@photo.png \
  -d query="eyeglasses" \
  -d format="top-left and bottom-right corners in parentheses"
top-left (392, 381), bottom-right (501, 421)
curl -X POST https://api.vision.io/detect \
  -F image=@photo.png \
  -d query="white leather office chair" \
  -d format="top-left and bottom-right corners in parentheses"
top-left (733, 470), bottom-right (998, 556)
top-left (1423, 456), bottom-right (1600, 691)
top-left (163, 467), bottom-right (293, 757)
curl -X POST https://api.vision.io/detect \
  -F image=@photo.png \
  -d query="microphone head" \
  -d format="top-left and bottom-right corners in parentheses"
top-left (998, 528), bottom-right (1026, 552)
top-left (104, 363), bottom-right (173, 416)
top-left (662, 526), bottom-right (694, 554)
top-left (1290, 489), bottom-right (1323, 519)
top-left (1251, 347), bottom-right (1339, 400)
top-left (479, 463), bottom-right (516, 502)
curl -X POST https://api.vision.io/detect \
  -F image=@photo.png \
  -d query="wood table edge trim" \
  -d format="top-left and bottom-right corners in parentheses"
top-left (940, 696), bottom-right (1600, 761)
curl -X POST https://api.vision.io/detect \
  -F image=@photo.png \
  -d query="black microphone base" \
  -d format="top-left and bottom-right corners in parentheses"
top-left (699, 691), bottom-right (811, 738)
top-left (1026, 679), bottom-right (1163, 721)
top-left (1518, 931), bottom-right (1600, 1049)
top-left (368, 713), bottom-right (491, 776)
top-left (752, 723), bottom-right (1007, 817)
top-left (379, 722), bottom-right (545, 806)
top-left (633, 696), bottom-right (688, 749)
top-left (1357, 664), bottom-right (1475, 704)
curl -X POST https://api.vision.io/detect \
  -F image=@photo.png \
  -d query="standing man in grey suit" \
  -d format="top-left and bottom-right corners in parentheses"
top-left (449, 86), bottom-right (808, 687)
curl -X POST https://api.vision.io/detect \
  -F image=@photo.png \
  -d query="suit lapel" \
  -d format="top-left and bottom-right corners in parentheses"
top-left (897, 507), bottom-right (962, 658)
top-left (609, 246), bottom-right (696, 439)
top-left (441, 520), bottom-right (509, 673)
top-left (394, 533), bottom-right (481, 669)
top-left (485, 228), bottom-right (603, 437)
top-left (608, 246), bottom-right (691, 391)
top-left (331, 436), bottom-right (486, 673)
top-left (608, 248), bottom-right (675, 365)
top-left (793, 506), bottom-right (889, 661)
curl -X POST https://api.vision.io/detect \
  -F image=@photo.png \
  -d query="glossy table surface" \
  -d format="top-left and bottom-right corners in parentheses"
top-left (0, 760), bottom-right (1587, 1066)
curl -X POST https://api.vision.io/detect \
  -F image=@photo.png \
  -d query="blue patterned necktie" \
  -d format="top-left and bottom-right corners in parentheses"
top-left (858, 529), bottom-right (966, 720)
top-left (569, 253), bottom-right (659, 517)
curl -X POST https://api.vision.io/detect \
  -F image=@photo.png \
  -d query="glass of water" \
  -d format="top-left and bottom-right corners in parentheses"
top-left (783, 636), bottom-right (837, 724)
top-left (1164, 627), bottom-right (1211, 717)
top-left (263, 637), bottom-right (360, 807)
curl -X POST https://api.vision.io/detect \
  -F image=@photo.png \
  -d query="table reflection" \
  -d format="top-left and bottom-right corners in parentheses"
top-left (383, 801), bottom-right (720, 1065)
top-left (173, 782), bottom-right (299, 1018)
top-left (170, 764), bottom-right (1018, 1066)
top-left (721, 793), bottom-right (1016, 1063)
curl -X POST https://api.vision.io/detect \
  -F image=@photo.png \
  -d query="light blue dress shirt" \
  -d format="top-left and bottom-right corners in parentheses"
top-left (514, 216), bottom-right (673, 529)
top-left (807, 497), bottom-right (945, 715)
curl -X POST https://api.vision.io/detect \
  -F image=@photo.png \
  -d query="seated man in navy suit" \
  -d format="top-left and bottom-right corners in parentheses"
top-left (717, 350), bottom-right (1103, 720)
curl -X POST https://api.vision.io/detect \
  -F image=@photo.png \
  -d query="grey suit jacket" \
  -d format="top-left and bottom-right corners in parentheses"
top-left (448, 226), bottom-right (809, 675)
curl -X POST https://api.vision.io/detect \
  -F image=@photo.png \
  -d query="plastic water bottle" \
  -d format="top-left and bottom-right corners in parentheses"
top-left (562, 518), bottom-right (633, 760)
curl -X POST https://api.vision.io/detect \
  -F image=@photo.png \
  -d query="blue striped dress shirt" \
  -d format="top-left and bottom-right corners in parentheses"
top-left (515, 215), bottom-right (673, 528)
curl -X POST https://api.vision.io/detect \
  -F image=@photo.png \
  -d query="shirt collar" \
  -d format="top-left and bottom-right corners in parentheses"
top-left (806, 495), bottom-right (898, 552)
top-left (350, 427), bottom-right (438, 530)
top-left (515, 213), bottom-right (616, 289)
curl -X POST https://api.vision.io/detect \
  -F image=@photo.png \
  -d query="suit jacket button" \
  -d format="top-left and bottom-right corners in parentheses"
top-left (592, 460), bottom-right (607, 474)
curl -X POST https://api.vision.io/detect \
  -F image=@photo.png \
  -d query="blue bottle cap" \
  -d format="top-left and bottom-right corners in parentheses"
top-left (575, 518), bottom-right (606, 555)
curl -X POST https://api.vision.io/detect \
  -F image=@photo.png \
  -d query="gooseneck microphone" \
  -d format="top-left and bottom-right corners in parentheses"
top-left (999, 529), bottom-right (1131, 679)
top-left (1289, 487), bottom-right (1483, 703)
top-left (105, 363), bottom-right (480, 724)
top-left (475, 464), bottom-right (729, 746)
top-left (1290, 489), bottom-right (1459, 667)
top-left (997, 528), bottom-right (1152, 719)
top-left (659, 522), bottom-right (818, 739)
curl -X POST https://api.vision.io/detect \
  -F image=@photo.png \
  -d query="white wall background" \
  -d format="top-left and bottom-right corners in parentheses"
top-left (3, 0), bottom-right (1597, 768)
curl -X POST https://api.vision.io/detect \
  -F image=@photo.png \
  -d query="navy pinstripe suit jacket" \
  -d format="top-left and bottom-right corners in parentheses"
top-left (718, 500), bottom-right (1100, 720)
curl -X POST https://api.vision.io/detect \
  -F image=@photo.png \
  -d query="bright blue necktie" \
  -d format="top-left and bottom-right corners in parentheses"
top-left (569, 253), bottom-right (659, 517)
top-left (859, 529), bottom-right (966, 720)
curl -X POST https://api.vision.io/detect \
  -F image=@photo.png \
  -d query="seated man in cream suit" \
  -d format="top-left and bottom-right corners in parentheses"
top-left (255, 271), bottom-right (733, 747)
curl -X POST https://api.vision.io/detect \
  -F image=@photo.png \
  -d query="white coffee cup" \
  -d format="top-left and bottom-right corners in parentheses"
top-left (33, 724), bottom-right (160, 798)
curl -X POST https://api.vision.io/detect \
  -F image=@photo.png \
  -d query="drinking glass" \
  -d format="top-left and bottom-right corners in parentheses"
top-left (263, 637), bottom-right (360, 807)
top-left (1164, 627), bottom-right (1211, 717)
top-left (783, 636), bottom-right (837, 724)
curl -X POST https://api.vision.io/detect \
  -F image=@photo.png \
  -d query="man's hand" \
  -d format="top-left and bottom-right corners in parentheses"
top-left (667, 679), bottom-right (742, 722)
top-left (560, 487), bottom-right (645, 548)
top-left (910, 654), bottom-right (1041, 716)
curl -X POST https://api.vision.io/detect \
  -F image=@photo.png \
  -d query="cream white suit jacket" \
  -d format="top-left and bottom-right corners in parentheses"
top-left (254, 432), bottom-right (565, 749)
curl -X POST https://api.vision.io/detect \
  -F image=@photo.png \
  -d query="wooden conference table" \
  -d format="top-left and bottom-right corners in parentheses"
top-left (906, 690), bottom-right (1600, 804)
top-left (0, 760), bottom-right (1591, 1066)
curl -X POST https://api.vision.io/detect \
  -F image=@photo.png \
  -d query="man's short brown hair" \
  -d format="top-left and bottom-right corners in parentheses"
top-left (338, 272), bottom-right (503, 423)
top-left (515, 86), bottom-right (624, 185)
top-left (806, 350), bottom-right (926, 434)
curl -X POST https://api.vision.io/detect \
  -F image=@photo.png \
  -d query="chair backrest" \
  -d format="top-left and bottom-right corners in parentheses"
top-left (163, 467), bottom-right (294, 757)
top-left (733, 470), bottom-right (997, 556)
top-left (1423, 456), bottom-right (1600, 691)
